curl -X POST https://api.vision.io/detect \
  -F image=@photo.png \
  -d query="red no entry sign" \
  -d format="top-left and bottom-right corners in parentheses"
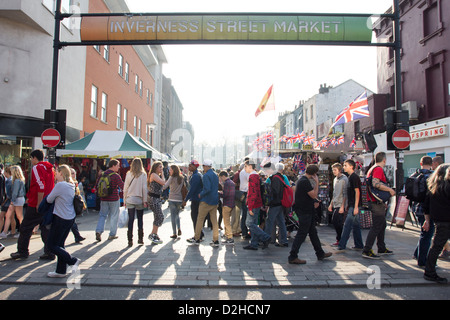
top-left (392, 129), bottom-right (411, 149)
top-left (41, 128), bottom-right (61, 148)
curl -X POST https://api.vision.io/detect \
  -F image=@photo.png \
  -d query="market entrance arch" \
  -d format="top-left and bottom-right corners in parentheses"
top-left (48, 0), bottom-right (405, 190)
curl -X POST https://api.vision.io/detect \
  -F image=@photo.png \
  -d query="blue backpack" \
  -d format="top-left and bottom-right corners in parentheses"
top-left (366, 166), bottom-right (391, 203)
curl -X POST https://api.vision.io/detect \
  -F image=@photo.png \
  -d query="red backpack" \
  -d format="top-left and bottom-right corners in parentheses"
top-left (273, 175), bottom-right (294, 208)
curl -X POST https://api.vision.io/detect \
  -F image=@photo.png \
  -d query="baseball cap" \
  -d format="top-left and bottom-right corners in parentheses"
top-left (189, 159), bottom-right (200, 167)
top-left (203, 159), bottom-right (213, 167)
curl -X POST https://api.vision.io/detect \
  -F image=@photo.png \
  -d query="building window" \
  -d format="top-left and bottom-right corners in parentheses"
top-left (90, 85), bottom-right (98, 118)
top-left (146, 89), bottom-right (150, 105)
top-left (93, 45), bottom-right (100, 53)
top-left (421, 0), bottom-right (444, 44)
top-left (310, 105), bottom-right (313, 119)
top-left (135, 75), bottom-right (139, 93)
top-left (139, 80), bottom-right (143, 97)
top-left (125, 63), bottom-right (129, 83)
top-left (138, 119), bottom-right (142, 137)
top-left (150, 92), bottom-right (153, 107)
top-left (103, 45), bottom-right (109, 62)
top-left (133, 116), bottom-right (137, 136)
top-left (101, 92), bottom-right (107, 122)
top-left (116, 104), bottom-right (122, 129)
top-left (123, 108), bottom-right (128, 131)
top-left (118, 54), bottom-right (123, 77)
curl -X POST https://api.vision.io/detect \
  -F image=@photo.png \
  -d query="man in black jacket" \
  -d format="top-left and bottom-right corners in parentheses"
top-left (264, 163), bottom-right (288, 247)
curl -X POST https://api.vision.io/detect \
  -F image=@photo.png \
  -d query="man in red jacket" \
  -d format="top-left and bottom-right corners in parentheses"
top-left (11, 149), bottom-right (55, 260)
top-left (243, 160), bottom-right (271, 250)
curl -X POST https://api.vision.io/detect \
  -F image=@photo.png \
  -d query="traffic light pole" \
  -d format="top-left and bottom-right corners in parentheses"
top-left (48, 0), bottom-right (62, 165)
top-left (393, 0), bottom-right (404, 194)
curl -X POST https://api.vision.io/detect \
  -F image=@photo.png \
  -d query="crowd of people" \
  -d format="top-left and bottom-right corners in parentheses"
top-left (0, 149), bottom-right (449, 284)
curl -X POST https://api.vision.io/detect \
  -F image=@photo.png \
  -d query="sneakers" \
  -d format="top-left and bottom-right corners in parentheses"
top-left (186, 237), bottom-right (200, 244)
top-left (108, 235), bottom-right (118, 240)
top-left (10, 252), bottom-right (28, 260)
top-left (378, 248), bottom-right (394, 256)
top-left (0, 232), bottom-right (9, 239)
top-left (210, 240), bottom-right (220, 247)
top-left (330, 241), bottom-right (339, 247)
top-left (47, 272), bottom-right (67, 278)
top-left (222, 238), bottom-right (234, 245)
top-left (149, 233), bottom-right (163, 244)
top-left (362, 249), bottom-right (381, 260)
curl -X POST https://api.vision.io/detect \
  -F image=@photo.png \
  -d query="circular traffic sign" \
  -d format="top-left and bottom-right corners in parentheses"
top-left (41, 128), bottom-right (61, 148)
top-left (392, 129), bottom-right (411, 149)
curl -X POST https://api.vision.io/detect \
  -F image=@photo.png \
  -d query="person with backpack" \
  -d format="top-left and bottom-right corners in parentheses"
top-left (264, 162), bottom-right (289, 247)
top-left (422, 163), bottom-right (450, 284)
top-left (95, 159), bottom-right (124, 242)
top-left (407, 156), bottom-right (434, 268)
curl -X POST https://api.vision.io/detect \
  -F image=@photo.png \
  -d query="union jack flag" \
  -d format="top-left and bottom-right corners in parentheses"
top-left (349, 137), bottom-right (357, 148)
top-left (330, 91), bottom-right (370, 129)
top-left (303, 134), bottom-right (315, 145)
top-left (293, 131), bottom-right (305, 143)
top-left (337, 135), bottom-right (344, 144)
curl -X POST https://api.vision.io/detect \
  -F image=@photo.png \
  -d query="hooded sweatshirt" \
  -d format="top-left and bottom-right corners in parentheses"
top-left (27, 161), bottom-right (55, 208)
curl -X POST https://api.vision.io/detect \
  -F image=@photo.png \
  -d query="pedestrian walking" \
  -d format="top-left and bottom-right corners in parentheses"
top-left (184, 160), bottom-right (204, 242)
top-left (335, 159), bottom-right (364, 252)
top-left (147, 161), bottom-right (165, 245)
top-left (164, 164), bottom-right (185, 239)
top-left (422, 163), bottom-right (450, 284)
top-left (45, 164), bottom-right (81, 278)
top-left (123, 158), bottom-right (148, 246)
top-left (11, 149), bottom-right (55, 260)
top-left (95, 159), bottom-right (124, 242)
top-left (243, 160), bottom-right (271, 250)
top-left (328, 163), bottom-right (348, 247)
top-left (264, 162), bottom-right (289, 247)
top-left (362, 152), bottom-right (395, 259)
top-left (0, 166), bottom-right (13, 238)
top-left (288, 164), bottom-right (332, 264)
top-left (218, 171), bottom-right (235, 245)
top-left (409, 156), bottom-right (434, 267)
top-left (238, 160), bottom-right (250, 239)
top-left (69, 168), bottom-right (86, 243)
top-left (0, 166), bottom-right (25, 239)
top-left (188, 159), bottom-right (220, 247)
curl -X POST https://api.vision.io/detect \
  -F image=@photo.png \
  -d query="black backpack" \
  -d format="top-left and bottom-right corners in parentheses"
top-left (404, 170), bottom-right (430, 202)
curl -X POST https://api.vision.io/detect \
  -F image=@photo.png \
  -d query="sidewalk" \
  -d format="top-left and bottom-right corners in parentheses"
top-left (0, 203), bottom-right (448, 289)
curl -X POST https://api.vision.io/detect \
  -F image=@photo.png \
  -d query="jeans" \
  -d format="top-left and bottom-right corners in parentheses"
top-left (414, 215), bottom-right (435, 266)
top-left (264, 205), bottom-right (288, 245)
top-left (96, 200), bottom-right (120, 236)
top-left (17, 206), bottom-right (50, 256)
top-left (47, 215), bottom-right (77, 274)
top-left (246, 208), bottom-right (271, 248)
top-left (363, 202), bottom-right (387, 253)
top-left (425, 222), bottom-right (450, 276)
top-left (338, 207), bottom-right (363, 250)
top-left (169, 201), bottom-right (182, 234)
top-left (289, 213), bottom-right (325, 261)
top-left (127, 207), bottom-right (144, 233)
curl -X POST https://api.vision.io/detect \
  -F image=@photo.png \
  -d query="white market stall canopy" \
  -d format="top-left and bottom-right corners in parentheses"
top-left (56, 130), bottom-right (157, 159)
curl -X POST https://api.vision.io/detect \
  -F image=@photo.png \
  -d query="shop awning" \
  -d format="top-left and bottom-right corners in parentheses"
top-left (56, 130), bottom-right (153, 159)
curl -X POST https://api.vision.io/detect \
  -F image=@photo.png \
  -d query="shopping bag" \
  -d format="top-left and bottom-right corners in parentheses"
top-left (118, 207), bottom-right (129, 228)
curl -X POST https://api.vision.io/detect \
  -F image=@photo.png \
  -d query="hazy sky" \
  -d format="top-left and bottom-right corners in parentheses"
top-left (125, 0), bottom-right (394, 145)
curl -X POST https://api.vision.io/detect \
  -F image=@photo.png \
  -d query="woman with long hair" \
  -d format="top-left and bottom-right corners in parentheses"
top-left (123, 158), bottom-right (148, 246)
top-left (0, 166), bottom-right (25, 238)
top-left (163, 164), bottom-right (185, 239)
top-left (422, 163), bottom-right (450, 284)
top-left (45, 164), bottom-right (81, 278)
top-left (147, 161), bottom-right (165, 244)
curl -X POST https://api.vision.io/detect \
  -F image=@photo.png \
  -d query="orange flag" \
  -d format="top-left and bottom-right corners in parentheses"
top-left (255, 85), bottom-right (275, 117)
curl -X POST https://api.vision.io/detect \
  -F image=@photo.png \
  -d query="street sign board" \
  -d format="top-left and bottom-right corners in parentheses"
top-left (391, 129), bottom-right (411, 149)
top-left (41, 128), bottom-right (61, 148)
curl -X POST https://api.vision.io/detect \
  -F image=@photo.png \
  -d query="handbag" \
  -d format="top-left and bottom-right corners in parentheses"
top-left (118, 206), bottom-right (129, 228)
top-left (73, 194), bottom-right (86, 216)
top-left (181, 181), bottom-right (188, 200)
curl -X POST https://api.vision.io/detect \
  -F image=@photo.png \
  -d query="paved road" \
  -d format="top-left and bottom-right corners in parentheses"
top-left (0, 203), bottom-right (449, 292)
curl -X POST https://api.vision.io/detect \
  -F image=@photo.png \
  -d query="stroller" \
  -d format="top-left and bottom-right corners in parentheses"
top-left (285, 209), bottom-right (300, 233)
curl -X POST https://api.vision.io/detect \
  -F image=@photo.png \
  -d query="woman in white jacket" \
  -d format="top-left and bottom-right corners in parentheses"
top-left (46, 164), bottom-right (81, 278)
top-left (124, 158), bottom-right (148, 247)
